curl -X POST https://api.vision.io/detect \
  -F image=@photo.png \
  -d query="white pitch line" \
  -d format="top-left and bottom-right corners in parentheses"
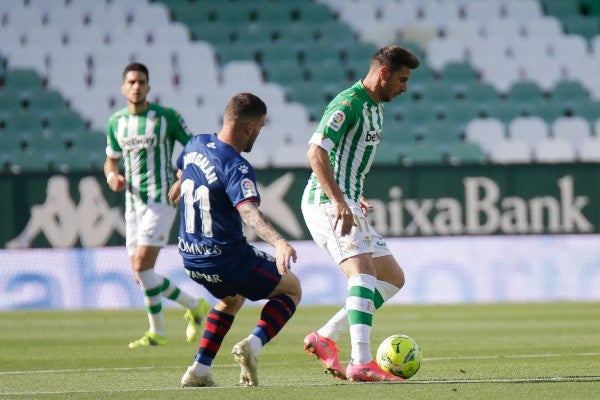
top-left (2, 375), bottom-right (600, 396)
top-left (424, 352), bottom-right (600, 361)
top-left (1, 352), bottom-right (599, 376)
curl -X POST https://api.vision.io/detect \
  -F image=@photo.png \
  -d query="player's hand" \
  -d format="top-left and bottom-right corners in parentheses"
top-left (333, 201), bottom-right (354, 236)
top-left (168, 179), bottom-right (181, 203)
top-left (359, 197), bottom-right (373, 216)
top-left (107, 173), bottom-right (126, 192)
top-left (274, 239), bottom-right (297, 275)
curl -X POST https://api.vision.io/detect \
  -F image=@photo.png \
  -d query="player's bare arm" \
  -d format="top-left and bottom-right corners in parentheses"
top-left (237, 201), bottom-right (297, 275)
top-left (359, 198), bottom-right (373, 216)
top-left (307, 144), bottom-right (354, 236)
top-left (104, 156), bottom-right (126, 192)
top-left (168, 170), bottom-right (183, 204)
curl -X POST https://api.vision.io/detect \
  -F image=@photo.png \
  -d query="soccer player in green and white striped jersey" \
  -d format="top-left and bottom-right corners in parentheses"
top-left (104, 62), bottom-right (209, 349)
top-left (302, 46), bottom-right (420, 382)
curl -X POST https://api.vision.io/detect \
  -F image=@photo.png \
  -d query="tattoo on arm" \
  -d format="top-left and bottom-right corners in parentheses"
top-left (238, 201), bottom-right (284, 246)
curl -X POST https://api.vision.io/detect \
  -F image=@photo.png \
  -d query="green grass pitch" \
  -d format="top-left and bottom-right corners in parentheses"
top-left (1, 302), bottom-right (599, 400)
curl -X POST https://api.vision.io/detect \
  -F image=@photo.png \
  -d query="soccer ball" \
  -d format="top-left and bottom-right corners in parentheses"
top-left (376, 334), bottom-right (422, 379)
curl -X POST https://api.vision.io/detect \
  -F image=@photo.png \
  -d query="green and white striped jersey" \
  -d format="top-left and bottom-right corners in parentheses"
top-left (106, 103), bottom-right (193, 210)
top-left (303, 81), bottom-right (384, 204)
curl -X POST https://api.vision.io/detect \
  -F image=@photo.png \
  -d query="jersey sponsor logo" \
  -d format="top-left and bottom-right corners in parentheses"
top-left (238, 164), bottom-right (249, 174)
top-left (327, 110), bottom-right (345, 132)
top-left (186, 270), bottom-right (224, 283)
top-left (119, 135), bottom-right (156, 150)
top-left (207, 142), bottom-right (217, 149)
top-left (178, 238), bottom-right (222, 255)
top-left (365, 130), bottom-right (382, 142)
top-left (241, 178), bottom-right (258, 198)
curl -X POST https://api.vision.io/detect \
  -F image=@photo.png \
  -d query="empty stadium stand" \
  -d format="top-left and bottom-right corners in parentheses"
top-left (1, 0), bottom-right (600, 172)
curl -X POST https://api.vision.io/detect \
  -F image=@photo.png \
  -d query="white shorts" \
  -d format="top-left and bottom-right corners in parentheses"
top-left (301, 199), bottom-right (391, 265)
top-left (125, 203), bottom-right (177, 256)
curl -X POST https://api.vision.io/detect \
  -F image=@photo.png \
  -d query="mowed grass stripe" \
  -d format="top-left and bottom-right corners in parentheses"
top-left (1, 303), bottom-right (599, 400)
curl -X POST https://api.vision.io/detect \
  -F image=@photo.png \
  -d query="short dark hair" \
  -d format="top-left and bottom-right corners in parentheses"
top-left (123, 62), bottom-right (149, 81)
top-left (224, 93), bottom-right (267, 121)
top-left (372, 45), bottom-right (420, 72)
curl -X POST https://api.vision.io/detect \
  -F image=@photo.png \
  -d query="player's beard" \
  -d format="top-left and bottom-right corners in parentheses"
top-left (244, 138), bottom-right (255, 153)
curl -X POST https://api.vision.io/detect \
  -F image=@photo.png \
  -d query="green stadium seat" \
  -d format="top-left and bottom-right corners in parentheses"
top-left (307, 59), bottom-right (344, 84)
top-left (10, 148), bottom-right (53, 173)
top-left (341, 42), bottom-right (378, 66)
top-left (419, 120), bottom-right (464, 144)
top-left (506, 81), bottom-right (545, 105)
top-left (551, 80), bottom-right (590, 112)
top-left (562, 15), bottom-right (600, 41)
top-left (169, 2), bottom-right (215, 25)
top-left (374, 144), bottom-right (401, 165)
top-left (217, 42), bottom-right (259, 64)
top-left (541, 0), bottom-right (580, 17)
top-left (263, 59), bottom-right (305, 85)
top-left (315, 23), bottom-right (357, 44)
top-left (419, 81), bottom-right (462, 104)
top-left (440, 62), bottom-right (479, 83)
top-left (401, 102), bottom-right (440, 126)
top-left (3, 68), bottom-right (44, 91)
top-left (190, 23), bottom-right (233, 45)
top-left (447, 142), bottom-right (487, 165)
top-left (296, 3), bottom-right (336, 24)
top-left (400, 142), bottom-right (446, 165)
top-left (463, 81), bottom-right (500, 103)
top-left (572, 99), bottom-right (600, 123)
top-left (255, 5), bottom-right (295, 23)
top-left (27, 89), bottom-right (70, 125)
top-left (299, 42), bottom-right (340, 65)
top-left (47, 110), bottom-right (88, 134)
top-left (486, 102), bottom-right (524, 123)
top-left (213, 2), bottom-right (255, 24)
top-left (528, 99), bottom-right (566, 123)
top-left (0, 89), bottom-right (22, 117)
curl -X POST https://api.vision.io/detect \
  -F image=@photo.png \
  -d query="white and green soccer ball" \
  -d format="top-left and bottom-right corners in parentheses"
top-left (376, 334), bottom-right (422, 379)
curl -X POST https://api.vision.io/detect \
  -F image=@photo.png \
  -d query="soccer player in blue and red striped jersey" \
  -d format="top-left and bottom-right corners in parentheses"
top-left (172, 93), bottom-right (301, 388)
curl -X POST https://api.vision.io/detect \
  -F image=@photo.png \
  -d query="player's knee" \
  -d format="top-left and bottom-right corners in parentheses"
top-left (279, 273), bottom-right (302, 305)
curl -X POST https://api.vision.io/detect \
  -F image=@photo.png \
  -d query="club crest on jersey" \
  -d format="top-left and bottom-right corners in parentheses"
top-left (327, 110), bottom-right (345, 132)
top-left (240, 178), bottom-right (257, 198)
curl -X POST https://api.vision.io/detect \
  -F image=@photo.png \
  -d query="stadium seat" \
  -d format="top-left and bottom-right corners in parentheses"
top-left (464, 117), bottom-right (506, 154)
top-left (373, 144), bottom-right (402, 165)
top-left (400, 142), bottom-right (446, 165)
top-left (263, 59), bottom-right (304, 85)
top-left (551, 116), bottom-right (592, 149)
top-left (503, 0), bottom-right (544, 20)
top-left (487, 102), bottom-right (524, 123)
top-left (521, 16), bottom-right (563, 39)
top-left (506, 81), bottom-right (545, 106)
top-left (578, 137), bottom-right (600, 162)
top-left (551, 80), bottom-right (590, 112)
top-left (528, 99), bottom-right (566, 123)
top-left (534, 137), bottom-right (577, 163)
top-left (507, 116), bottom-right (550, 147)
top-left (440, 62), bottom-right (479, 83)
top-left (574, 99), bottom-right (600, 123)
top-left (446, 141), bottom-right (487, 165)
top-left (562, 16), bottom-right (600, 42)
top-left (424, 37), bottom-right (467, 72)
top-left (540, 0), bottom-right (580, 17)
top-left (488, 138), bottom-right (532, 163)
top-left (463, 0), bottom-right (503, 22)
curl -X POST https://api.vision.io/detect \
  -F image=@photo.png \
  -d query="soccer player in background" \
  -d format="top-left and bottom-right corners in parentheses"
top-left (104, 62), bottom-right (209, 349)
top-left (172, 93), bottom-right (301, 387)
top-left (301, 45), bottom-right (420, 382)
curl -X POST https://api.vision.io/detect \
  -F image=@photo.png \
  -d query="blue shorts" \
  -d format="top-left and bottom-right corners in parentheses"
top-left (184, 246), bottom-right (281, 301)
